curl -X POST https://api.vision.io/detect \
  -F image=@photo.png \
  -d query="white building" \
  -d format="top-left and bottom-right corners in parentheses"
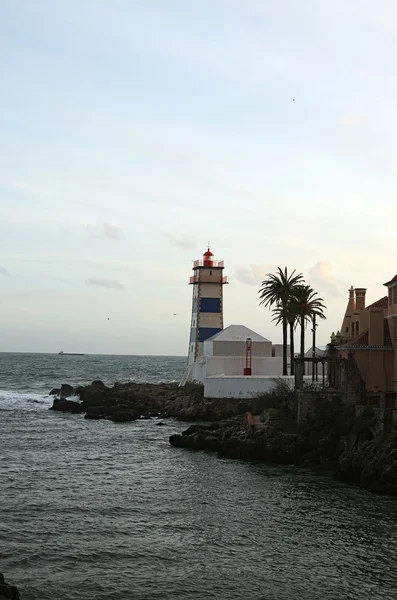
top-left (181, 322), bottom-right (292, 397)
top-left (180, 248), bottom-right (293, 398)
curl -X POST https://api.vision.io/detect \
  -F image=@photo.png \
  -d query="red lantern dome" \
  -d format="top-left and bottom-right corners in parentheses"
top-left (203, 247), bottom-right (214, 267)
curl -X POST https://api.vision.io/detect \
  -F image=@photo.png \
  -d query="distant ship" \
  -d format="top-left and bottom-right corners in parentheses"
top-left (58, 350), bottom-right (85, 356)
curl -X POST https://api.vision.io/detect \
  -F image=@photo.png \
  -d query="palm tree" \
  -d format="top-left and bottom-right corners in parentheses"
top-left (291, 285), bottom-right (326, 370)
top-left (259, 267), bottom-right (304, 375)
top-left (271, 301), bottom-right (297, 376)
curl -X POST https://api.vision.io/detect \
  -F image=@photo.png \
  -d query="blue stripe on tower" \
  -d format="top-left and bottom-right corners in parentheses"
top-left (198, 327), bottom-right (222, 343)
top-left (200, 298), bottom-right (221, 313)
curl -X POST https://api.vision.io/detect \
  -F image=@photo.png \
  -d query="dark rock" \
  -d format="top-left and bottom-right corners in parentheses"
top-left (91, 380), bottom-right (106, 389)
top-left (50, 398), bottom-right (84, 414)
top-left (49, 388), bottom-right (61, 396)
top-left (84, 405), bottom-right (113, 420)
top-left (80, 389), bottom-right (111, 409)
top-left (182, 423), bottom-right (220, 436)
top-left (0, 573), bottom-right (20, 599)
top-left (60, 383), bottom-right (75, 398)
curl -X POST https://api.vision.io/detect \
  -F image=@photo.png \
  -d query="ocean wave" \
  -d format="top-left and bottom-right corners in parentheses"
top-left (0, 389), bottom-right (53, 411)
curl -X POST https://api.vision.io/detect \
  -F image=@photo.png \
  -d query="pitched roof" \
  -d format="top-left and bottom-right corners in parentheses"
top-left (206, 324), bottom-right (271, 343)
top-left (366, 296), bottom-right (388, 310)
top-left (384, 274), bottom-right (397, 287)
top-left (337, 320), bottom-right (393, 349)
top-left (304, 346), bottom-right (327, 357)
top-left (342, 329), bottom-right (369, 348)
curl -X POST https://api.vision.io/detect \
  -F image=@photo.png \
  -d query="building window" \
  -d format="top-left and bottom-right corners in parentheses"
top-left (389, 288), bottom-right (393, 305)
top-left (393, 286), bottom-right (397, 304)
top-left (191, 344), bottom-right (194, 352)
top-left (356, 322), bottom-right (359, 334)
top-left (210, 270), bottom-right (212, 276)
top-left (345, 327), bottom-right (349, 333)
top-left (193, 320), bottom-right (195, 327)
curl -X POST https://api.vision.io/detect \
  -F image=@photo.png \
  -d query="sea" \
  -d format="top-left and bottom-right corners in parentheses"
top-left (1, 352), bottom-right (397, 600)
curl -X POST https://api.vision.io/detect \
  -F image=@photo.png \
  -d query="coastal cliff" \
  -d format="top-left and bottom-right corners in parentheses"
top-left (170, 390), bottom-right (397, 496)
top-left (49, 380), bottom-right (397, 495)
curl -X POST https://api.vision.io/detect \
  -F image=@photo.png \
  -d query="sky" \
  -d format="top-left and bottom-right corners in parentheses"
top-left (1, 0), bottom-right (397, 355)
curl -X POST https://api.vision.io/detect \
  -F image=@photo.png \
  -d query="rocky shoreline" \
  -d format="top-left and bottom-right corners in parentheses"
top-left (49, 380), bottom-right (397, 496)
top-left (49, 380), bottom-right (257, 422)
top-left (0, 573), bottom-right (20, 600)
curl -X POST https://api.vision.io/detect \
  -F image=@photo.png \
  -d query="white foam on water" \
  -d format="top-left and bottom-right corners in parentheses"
top-left (0, 389), bottom-right (54, 411)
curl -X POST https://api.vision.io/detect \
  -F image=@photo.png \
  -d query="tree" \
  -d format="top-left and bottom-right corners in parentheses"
top-left (271, 301), bottom-right (297, 376)
top-left (291, 285), bottom-right (326, 369)
top-left (259, 267), bottom-right (304, 375)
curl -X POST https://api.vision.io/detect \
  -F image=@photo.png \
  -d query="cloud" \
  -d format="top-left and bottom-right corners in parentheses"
top-left (337, 114), bottom-right (367, 127)
top-left (86, 278), bottom-right (125, 290)
top-left (232, 264), bottom-right (277, 286)
top-left (160, 232), bottom-right (196, 251)
top-left (307, 261), bottom-right (345, 298)
top-left (87, 223), bottom-right (123, 240)
top-left (0, 265), bottom-right (10, 276)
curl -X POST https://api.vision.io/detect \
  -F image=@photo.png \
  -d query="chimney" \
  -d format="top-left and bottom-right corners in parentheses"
top-left (355, 288), bottom-right (366, 311)
top-left (348, 285), bottom-right (355, 311)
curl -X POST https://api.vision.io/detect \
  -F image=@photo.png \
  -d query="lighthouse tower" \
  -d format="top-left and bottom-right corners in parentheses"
top-left (187, 247), bottom-right (228, 364)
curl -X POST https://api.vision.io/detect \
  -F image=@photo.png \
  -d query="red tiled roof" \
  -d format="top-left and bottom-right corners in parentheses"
top-left (338, 319), bottom-right (393, 349)
top-left (366, 296), bottom-right (388, 310)
top-left (384, 274), bottom-right (397, 287)
top-left (343, 329), bottom-right (369, 348)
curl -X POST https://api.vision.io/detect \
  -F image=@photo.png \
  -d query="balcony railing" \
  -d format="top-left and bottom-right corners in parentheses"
top-left (189, 275), bottom-right (228, 284)
top-left (192, 259), bottom-right (224, 268)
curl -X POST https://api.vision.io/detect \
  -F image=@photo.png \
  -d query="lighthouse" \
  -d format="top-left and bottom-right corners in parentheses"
top-left (187, 246), bottom-right (228, 364)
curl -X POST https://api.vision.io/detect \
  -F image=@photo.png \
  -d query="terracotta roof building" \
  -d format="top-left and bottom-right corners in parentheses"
top-left (334, 278), bottom-right (397, 398)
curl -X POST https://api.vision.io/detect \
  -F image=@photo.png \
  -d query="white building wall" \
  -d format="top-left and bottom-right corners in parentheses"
top-left (212, 340), bottom-right (272, 357)
top-left (189, 360), bottom-right (207, 384)
top-left (203, 340), bottom-right (214, 357)
top-left (204, 376), bottom-right (295, 398)
top-left (272, 344), bottom-right (287, 357)
top-left (206, 356), bottom-right (283, 377)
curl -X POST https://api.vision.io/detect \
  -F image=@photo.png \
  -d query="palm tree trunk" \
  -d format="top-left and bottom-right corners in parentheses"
top-left (300, 315), bottom-right (305, 376)
top-left (282, 318), bottom-right (288, 376)
top-left (289, 321), bottom-right (295, 376)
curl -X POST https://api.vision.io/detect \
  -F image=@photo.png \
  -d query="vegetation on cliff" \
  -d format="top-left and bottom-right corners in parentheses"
top-left (49, 379), bottom-right (397, 495)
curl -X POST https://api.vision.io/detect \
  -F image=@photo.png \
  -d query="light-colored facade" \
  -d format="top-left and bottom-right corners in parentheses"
top-left (182, 323), bottom-right (290, 397)
top-left (203, 325), bottom-right (273, 358)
